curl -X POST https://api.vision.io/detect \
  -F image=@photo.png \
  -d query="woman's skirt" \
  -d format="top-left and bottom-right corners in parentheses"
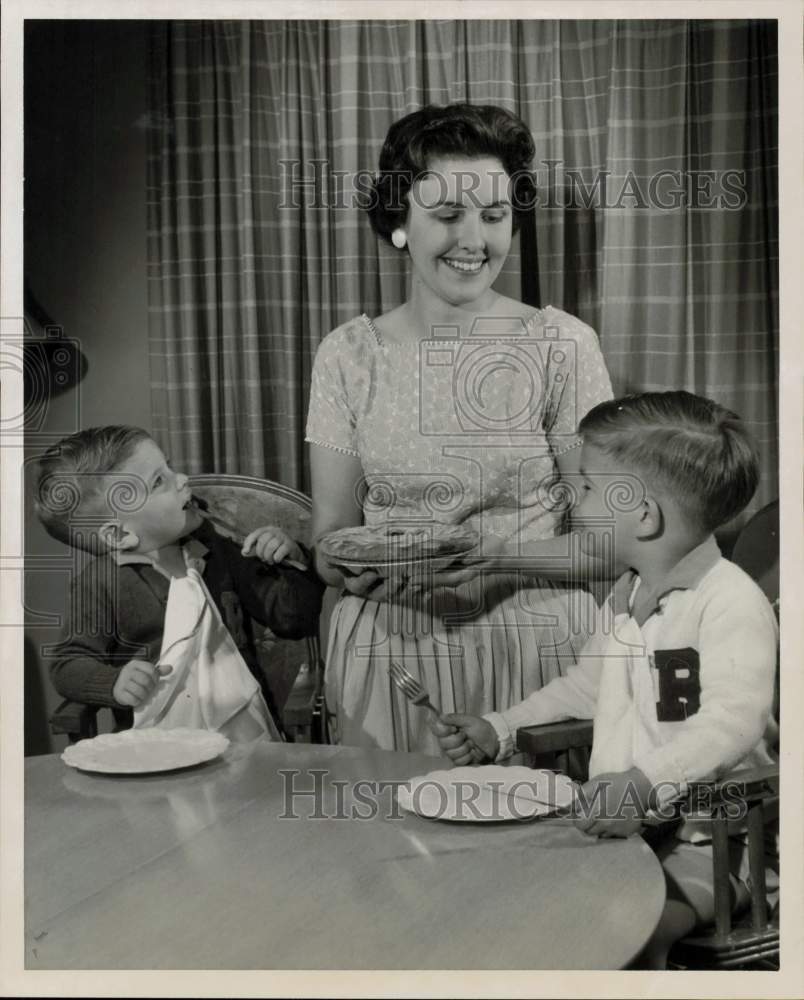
top-left (324, 571), bottom-right (601, 756)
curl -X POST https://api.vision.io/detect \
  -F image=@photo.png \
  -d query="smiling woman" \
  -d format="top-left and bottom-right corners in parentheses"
top-left (305, 104), bottom-right (615, 755)
top-left (403, 157), bottom-right (513, 308)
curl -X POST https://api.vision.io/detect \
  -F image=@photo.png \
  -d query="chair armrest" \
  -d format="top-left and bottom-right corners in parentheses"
top-left (515, 719), bottom-right (594, 782)
top-left (686, 764), bottom-right (779, 811)
top-left (50, 700), bottom-right (99, 741)
top-left (516, 719), bottom-right (594, 757)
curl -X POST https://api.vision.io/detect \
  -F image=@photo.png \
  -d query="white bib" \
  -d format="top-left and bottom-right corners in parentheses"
top-left (133, 566), bottom-right (280, 743)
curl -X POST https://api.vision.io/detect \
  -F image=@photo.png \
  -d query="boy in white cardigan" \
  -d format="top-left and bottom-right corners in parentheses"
top-left (434, 391), bottom-right (778, 967)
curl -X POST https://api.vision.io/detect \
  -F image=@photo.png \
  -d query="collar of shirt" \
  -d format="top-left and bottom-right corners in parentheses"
top-left (111, 536), bottom-right (210, 579)
top-left (609, 535), bottom-right (721, 627)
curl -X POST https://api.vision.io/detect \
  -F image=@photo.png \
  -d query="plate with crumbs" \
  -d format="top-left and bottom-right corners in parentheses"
top-left (61, 727), bottom-right (230, 775)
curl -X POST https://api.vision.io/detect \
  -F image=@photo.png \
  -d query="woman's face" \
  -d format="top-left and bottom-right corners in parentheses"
top-left (403, 156), bottom-right (513, 309)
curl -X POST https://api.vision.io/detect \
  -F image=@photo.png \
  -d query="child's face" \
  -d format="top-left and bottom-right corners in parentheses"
top-left (109, 438), bottom-right (202, 553)
top-left (571, 444), bottom-right (647, 559)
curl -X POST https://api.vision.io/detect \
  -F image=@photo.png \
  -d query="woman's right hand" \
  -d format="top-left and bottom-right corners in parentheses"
top-left (340, 557), bottom-right (487, 604)
top-left (340, 567), bottom-right (409, 603)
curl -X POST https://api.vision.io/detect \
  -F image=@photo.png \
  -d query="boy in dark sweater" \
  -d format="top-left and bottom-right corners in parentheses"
top-left (35, 426), bottom-right (324, 739)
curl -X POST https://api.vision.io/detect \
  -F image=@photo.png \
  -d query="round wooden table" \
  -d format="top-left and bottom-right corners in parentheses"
top-left (25, 741), bottom-right (665, 969)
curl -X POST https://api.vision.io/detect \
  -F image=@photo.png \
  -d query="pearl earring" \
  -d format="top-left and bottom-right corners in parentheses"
top-left (391, 229), bottom-right (407, 250)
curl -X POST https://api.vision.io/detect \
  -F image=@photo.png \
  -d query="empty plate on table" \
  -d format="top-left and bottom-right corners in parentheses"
top-left (396, 765), bottom-right (578, 823)
top-left (318, 523), bottom-right (479, 574)
top-left (61, 728), bottom-right (230, 775)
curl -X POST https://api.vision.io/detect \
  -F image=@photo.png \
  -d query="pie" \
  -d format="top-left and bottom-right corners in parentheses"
top-left (318, 523), bottom-right (478, 568)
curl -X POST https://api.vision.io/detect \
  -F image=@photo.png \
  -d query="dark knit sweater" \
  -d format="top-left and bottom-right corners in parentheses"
top-left (48, 519), bottom-right (325, 728)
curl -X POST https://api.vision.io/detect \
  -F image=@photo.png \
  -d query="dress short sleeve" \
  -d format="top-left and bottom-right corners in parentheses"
top-left (305, 324), bottom-right (363, 458)
top-left (541, 308), bottom-right (613, 456)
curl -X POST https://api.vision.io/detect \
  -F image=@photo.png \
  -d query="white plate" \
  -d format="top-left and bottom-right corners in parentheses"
top-left (396, 765), bottom-right (578, 822)
top-left (61, 727), bottom-right (230, 775)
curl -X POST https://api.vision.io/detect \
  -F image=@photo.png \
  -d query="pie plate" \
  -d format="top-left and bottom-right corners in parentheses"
top-left (319, 523), bottom-right (479, 574)
top-left (396, 765), bottom-right (578, 823)
top-left (61, 727), bottom-right (230, 775)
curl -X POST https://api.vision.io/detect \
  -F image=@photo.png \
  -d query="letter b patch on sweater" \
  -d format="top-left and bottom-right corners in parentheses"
top-left (653, 647), bottom-right (701, 722)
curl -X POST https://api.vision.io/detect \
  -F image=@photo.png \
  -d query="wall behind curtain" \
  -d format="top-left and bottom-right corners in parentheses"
top-left (146, 19), bottom-right (777, 513)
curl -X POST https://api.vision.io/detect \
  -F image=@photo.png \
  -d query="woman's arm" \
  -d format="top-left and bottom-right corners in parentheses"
top-left (310, 443), bottom-right (365, 588)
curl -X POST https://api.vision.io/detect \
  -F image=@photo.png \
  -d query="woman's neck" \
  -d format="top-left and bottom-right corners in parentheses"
top-left (405, 280), bottom-right (502, 338)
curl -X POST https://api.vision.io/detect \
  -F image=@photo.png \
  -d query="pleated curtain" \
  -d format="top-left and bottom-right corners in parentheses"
top-left (146, 19), bottom-right (777, 513)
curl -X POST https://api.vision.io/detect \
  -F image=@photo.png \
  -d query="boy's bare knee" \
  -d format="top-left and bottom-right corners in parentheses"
top-left (631, 899), bottom-right (696, 970)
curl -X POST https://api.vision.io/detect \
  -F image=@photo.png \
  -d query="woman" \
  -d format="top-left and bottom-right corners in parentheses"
top-left (306, 104), bottom-right (613, 754)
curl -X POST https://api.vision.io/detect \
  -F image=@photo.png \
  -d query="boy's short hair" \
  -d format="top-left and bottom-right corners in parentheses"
top-left (578, 391), bottom-right (760, 532)
top-left (34, 426), bottom-right (151, 552)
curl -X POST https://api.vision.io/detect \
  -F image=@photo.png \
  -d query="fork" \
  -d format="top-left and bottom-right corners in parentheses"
top-left (389, 660), bottom-right (440, 715)
top-left (388, 661), bottom-right (485, 763)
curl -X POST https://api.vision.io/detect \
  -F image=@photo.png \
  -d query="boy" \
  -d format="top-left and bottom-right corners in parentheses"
top-left (434, 391), bottom-right (778, 967)
top-left (35, 426), bottom-right (324, 741)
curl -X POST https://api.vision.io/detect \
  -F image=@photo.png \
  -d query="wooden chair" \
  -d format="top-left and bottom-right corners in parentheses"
top-left (50, 473), bottom-right (328, 744)
top-left (515, 500), bottom-right (780, 970)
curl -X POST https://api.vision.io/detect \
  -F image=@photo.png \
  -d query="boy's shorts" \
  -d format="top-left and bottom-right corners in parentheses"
top-left (645, 813), bottom-right (779, 926)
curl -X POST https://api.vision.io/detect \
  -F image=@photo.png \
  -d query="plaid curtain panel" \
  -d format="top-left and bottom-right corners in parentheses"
top-left (146, 19), bottom-right (777, 512)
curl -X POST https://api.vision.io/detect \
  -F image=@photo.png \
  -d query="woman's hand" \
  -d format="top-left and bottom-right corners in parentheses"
top-left (410, 559), bottom-right (484, 593)
top-left (338, 557), bottom-right (485, 604)
top-left (340, 567), bottom-right (409, 603)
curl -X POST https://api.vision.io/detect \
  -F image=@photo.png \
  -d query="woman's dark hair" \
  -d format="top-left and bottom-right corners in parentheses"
top-left (366, 103), bottom-right (538, 247)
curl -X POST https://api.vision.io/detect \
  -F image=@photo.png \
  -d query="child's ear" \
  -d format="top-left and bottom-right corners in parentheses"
top-left (99, 520), bottom-right (139, 552)
top-left (636, 496), bottom-right (663, 539)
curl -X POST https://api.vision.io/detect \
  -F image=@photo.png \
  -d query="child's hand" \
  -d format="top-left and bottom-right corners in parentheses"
top-left (113, 659), bottom-right (171, 707)
top-left (433, 713), bottom-right (499, 765)
top-left (572, 767), bottom-right (652, 838)
top-left (241, 526), bottom-right (306, 566)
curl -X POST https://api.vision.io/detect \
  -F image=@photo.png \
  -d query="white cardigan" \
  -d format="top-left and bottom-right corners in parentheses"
top-left (485, 537), bottom-right (778, 808)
